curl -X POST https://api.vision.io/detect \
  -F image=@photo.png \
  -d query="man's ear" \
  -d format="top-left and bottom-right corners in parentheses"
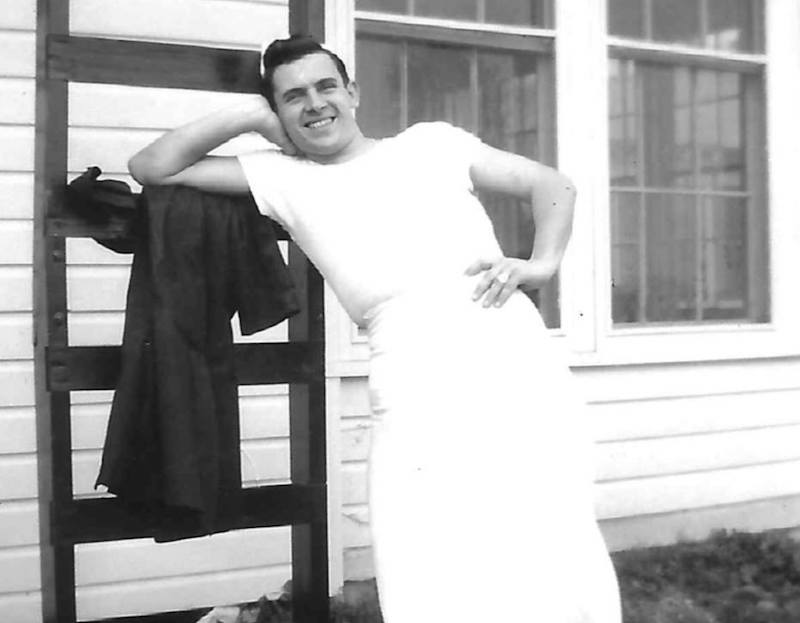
top-left (347, 81), bottom-right (360, 109)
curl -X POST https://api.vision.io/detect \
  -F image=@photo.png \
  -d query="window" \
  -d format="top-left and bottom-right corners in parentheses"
top-left (355, 1), bottom-right (560, 327)
top-left (607, 0), bottom-right (768, 326)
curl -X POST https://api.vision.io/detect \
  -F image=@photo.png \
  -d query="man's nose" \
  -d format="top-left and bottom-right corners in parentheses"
top-left (304, 90), bottom-right (326, 112)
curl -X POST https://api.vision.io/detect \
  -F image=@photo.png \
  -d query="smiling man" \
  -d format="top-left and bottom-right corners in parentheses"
top-left (127, 35), bottom-right (621, 623)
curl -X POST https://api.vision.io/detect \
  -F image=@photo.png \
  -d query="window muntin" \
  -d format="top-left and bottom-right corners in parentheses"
top-left (607, 0), bottom-right (764, 53)
top-left (355, 21), bottom-right (559, 327)
top-left (608, 11), bottom-right (768, 327)
top-left (356, 0), bottom-right (553, 28)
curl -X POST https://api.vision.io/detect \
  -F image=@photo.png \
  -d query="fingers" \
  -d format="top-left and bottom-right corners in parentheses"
top-left (469, 258), bottom-right (520, 308)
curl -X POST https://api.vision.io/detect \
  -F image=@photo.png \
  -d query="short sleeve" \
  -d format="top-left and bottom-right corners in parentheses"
top-left (407, 122), bottom-right (486, 191)
top-left (237, 150), bottom-right (293, 226)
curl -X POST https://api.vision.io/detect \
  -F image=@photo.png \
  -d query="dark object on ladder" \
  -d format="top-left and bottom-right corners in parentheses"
top-left (33, 1), bottom-right (330, 621)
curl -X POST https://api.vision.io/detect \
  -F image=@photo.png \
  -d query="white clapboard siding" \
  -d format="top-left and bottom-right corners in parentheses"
top-left (0, 406), bottom-right (35, 454)
top-left (0, 313), bottom-right (32, 360)
top-left (0, 361), bottom-right (35, 407)
top-left (0, 127), bottom-right (34, 172)
top-left (576, 356), bottom-right (800, 402)
top-left (0, 266), bottom-right (33, 311)
top-left (595, 424), bottom-right (800, 482)
top-left (0, 31), bottom-right (34, 77)
top-left (0, 172), bottom-right (34, 219)
top-left (589, 388), bottom-right (800, 442)
top-left (71, 0), bottom-right (288, 48)
top-left (0, 219), bottom-right (32, 264)
top-left (0, 500), bottom-right (38, 548)
top-left (76, 564), bottom-right (290, 622)
top-left (595, 459), bottom-right (800, 520)
top-left (0, 78), bottom-right (34, 124)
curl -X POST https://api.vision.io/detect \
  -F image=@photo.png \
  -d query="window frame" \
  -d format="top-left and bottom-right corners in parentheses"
top-left (324, 0), bottom-right (800, 373)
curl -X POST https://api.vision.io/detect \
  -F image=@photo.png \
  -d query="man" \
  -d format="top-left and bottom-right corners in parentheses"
top-left (128, 35), bottom-right (575, 309)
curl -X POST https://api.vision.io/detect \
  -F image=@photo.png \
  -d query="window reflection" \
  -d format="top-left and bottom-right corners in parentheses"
top-left (607, 0), bottom-right (763, 53)
top-left (608, 58), bottom-right (766, 324)
top-left (356, 0), bottom-right (553, 28)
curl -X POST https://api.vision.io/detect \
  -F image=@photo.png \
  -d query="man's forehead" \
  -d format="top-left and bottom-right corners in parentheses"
top-left (273, 53), bottom-right (343, 90)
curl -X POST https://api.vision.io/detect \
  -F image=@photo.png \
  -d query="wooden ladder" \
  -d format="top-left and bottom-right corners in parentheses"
top-left (32, 2), bottom-right (330, 621)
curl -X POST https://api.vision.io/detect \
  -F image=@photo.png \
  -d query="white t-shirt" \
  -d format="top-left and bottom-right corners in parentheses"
top-left (238, 122), bottom-right (503, 324)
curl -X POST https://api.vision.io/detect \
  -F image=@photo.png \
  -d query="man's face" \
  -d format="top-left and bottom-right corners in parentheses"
top-left (272, 53), bottom-right (361, 161)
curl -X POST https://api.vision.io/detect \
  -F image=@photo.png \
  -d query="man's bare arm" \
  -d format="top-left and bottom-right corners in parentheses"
top-left (128, 96), bottom-right (295, 193)
top-left (466, 145), bottom-right (577, 307)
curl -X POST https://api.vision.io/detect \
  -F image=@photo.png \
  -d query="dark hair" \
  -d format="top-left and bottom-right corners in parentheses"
top-left (259, 35), bottom-right (350, 110)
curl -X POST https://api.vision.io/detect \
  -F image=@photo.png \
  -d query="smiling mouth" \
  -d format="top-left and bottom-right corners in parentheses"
top-left (305, 117), bottom-right (335, 130)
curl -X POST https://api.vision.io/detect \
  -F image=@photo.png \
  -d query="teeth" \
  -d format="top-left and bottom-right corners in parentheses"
top-left (307, 118), bottom-right (333, 129)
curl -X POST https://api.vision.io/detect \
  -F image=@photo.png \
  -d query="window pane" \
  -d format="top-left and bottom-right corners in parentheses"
top-left (609, 0), bottom-right (763, 52)
top-left (484, 0), bottom-right (552, 28)
top-left (355, 38), bottom-right (404, 138)
top-left (707, 0), bottom-right (764, 52)
top-left (357, 0), bottom-right (407, 13)
top-left (407, 43), bottom-right (473, 128)
top-left (641, 64), bottom-right (693, 188)
top-left (609, 56), bottom-right (767, 326)
top-left (702, 197), bottom-right (748, 320)
top-left (607, 0), bottom-right (645, 39)
top-left (652, 0), bottom-right (702, 46)
top-left (645, 193), bottom-right (697, 322)
top-left (356, 0), bottom-right (552, 26)
top-left (611, 192), bottom-right (643, 323)
top-left (609, 59), bottom-right (641, 186)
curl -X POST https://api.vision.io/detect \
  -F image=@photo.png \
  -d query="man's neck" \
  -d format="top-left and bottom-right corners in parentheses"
top-left (306, 132), bottom-right (376, 165)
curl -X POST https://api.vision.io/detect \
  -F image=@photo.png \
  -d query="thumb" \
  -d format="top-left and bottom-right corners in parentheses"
top-left (464, 258), bottom-right (493, 275)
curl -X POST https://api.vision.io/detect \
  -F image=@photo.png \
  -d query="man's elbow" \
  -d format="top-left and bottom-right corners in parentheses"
top-left (128, 152), bottom-right (171, 186)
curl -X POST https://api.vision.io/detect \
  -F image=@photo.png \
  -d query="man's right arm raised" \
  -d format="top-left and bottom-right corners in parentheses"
top-left (128, 96), bottom-right (294, 194)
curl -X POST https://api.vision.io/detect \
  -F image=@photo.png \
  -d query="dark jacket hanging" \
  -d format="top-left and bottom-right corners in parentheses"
top-left (91, 183), bottom-right (300, 542)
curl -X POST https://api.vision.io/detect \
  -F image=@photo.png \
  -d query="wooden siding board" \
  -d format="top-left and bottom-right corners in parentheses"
top-left (590, 388), bottom-right (800, 441)
top-left (0, 78), bottom-right (35, 124)
top-left (600, 494), bottom-right (800, 551)
top-left (0, 501), bottom-right (39, 547)
top-left (0, 313), bottom-right (34, 360)
top-left (0, 268), bottom-right (34, 311)
top-left (0, 361), bottom-right (35, 407)
top-left (0, 172), bottom-right (34, 219)
top-left (70, 0), bottom-right (288, 48)
top-left (0, 220), bottom-right (33, 264)
top-left (595, 459), bottom-right (800, 519)
top-left (1, 0), bottom-right (36, 30)
top-left (0, 407), bottom-right (36, 454)
top-left (75, 564), bottom-right (290, 622)
top-left (595, 424), bottom-right (800, 481)
top-left (0, 31), bottom-right (35, 77)
top-left (0, 591), bottom-right (41, 623)
top-left (0, 127), bottom-right (35, 171)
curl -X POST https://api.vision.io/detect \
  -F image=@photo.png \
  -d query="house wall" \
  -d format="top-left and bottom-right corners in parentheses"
top-left (0, 1), bottom-right (326, 621)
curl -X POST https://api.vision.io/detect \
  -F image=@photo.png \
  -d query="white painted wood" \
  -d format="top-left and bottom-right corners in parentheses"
top-left (595, 424), bottom-right (800, 482)
top-left (589, 389), bottom-right (800, 442)
top-left (0, 127), bottom-right (33, 173)
top-left (66, 238), bottom-right (132, 265)
top-left (75, 527), bottom-right (290, 584)
top-left (0, 407), bottom-right (35, 454)
top-left (339, 376), bottom-right (371, 417)
top-left (0, 546), bottom-right (40, 593)
top-left (0, 453), bottom-right (37, 499)
top-left (66, 265), bottom-right (130, 311)
top-left (0, 501), bottom-right (38, 547)
top-left (341, 462), bottom-right (368, 506)
top-left (0, 79), bottom-right (33, 125)
top-left (71, 0), bottom-right (289, 48)
top-left (595, 459), bottom-right (800, 519)
top-left (0, 313), bottom-right (32, 360)
top-left (0, 220), bottom-right (32, 265)
top-left (575, 356), bottom-right (800, 403)
top-left (0, 267), bottom-right (32, 311)
top-left (0, 592), bottom-right (40, 623)
top-left (0, 172), bottom-right (34, 219)
top-left (0, 31), bottom-right (34, 77)
top-left (601, 493), bottom-right (800, 552)
top-left (343, 545), bottom-right (374, 581)
top-left (76, 564), bottom-right (290, 621)
top-left (0, 0), bottom-right (35, 30)
top-left (69, 83), bottom-right (261, 129)
top-left (0, 361), bottom-right (34, 408)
